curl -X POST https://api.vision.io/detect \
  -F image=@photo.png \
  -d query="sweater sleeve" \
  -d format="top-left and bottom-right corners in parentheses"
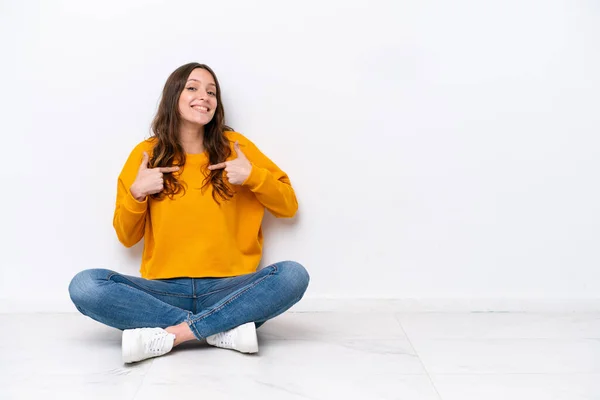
top-left (112, 142), bottom-right (150, 247)
top-left (237, 135), bottom-right (298, 218)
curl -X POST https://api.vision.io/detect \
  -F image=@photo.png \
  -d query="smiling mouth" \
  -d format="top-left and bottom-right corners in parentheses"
top-left (192, 105), bottom-right (209, 113)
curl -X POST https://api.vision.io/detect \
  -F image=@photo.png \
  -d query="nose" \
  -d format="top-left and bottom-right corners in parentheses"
top-left (196, 88), bottom-right (209, 100)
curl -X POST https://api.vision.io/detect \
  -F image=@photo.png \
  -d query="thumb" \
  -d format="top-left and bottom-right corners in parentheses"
top-left (234, 141), bottom-right (247, 160)
top-left (139, 152), bottom-right (149, 171)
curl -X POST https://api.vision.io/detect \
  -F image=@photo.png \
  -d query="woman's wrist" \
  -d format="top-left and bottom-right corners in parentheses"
top-left (130, 184), bottom-right (146, 202)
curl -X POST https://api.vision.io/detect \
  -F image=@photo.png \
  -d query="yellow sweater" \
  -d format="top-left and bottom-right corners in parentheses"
top-left (113, 131), bottom-right (298, 279)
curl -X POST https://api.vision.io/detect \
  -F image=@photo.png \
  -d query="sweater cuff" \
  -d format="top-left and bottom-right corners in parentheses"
top-left (124, 189), bottom-right (148, 213)
top-left (242, 164), bottom-right (268, 191)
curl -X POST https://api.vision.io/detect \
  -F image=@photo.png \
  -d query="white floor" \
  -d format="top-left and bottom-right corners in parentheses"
top-left (1, 312), bottom-right (600, 399)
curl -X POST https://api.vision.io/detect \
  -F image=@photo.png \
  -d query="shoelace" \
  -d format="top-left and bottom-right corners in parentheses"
top-left (145, 332), bottom-right (170, 355)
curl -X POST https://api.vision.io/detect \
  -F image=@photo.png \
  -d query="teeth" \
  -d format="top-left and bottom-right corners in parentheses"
top-left (192, 106), bottom-right (208, 112)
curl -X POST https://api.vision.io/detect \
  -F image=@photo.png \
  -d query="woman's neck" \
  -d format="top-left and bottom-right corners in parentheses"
top-left (179, 123), bottom-right (205, 154)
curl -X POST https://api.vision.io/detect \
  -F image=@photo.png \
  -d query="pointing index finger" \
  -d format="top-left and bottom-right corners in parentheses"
top-left (157, 166), bottom-right (180, 173)
top-left (208, 162), bottom-right (227, 170)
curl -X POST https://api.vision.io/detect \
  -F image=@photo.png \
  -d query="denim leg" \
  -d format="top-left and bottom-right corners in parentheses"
top-left (68, 268), bottom-right (193, 331)
top-left (188, 260), bottom-right (309, 340)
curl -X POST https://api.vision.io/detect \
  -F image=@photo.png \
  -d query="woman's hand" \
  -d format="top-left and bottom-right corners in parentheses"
top-left (130, 152), bottom-right (180, 201)
top-left (208, 141), bottom-right (252, 185)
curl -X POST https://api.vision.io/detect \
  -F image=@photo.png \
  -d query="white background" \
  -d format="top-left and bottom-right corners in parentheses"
top-left (1, 0), bottom-right (599, 311)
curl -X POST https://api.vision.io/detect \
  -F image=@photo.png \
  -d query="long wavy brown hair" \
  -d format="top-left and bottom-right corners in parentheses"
top-left (148, 62), bottom-right (234, 203)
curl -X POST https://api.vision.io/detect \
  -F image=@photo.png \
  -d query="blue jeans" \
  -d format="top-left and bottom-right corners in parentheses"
top-left (68, 261), bottom-right (309, 340)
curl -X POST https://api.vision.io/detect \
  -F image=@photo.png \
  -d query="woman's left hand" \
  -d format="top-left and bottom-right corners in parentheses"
top-left (208, 141), bottom-right (252, 185)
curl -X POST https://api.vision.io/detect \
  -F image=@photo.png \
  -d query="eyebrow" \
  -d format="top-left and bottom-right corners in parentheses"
top-left (187, 79), bottom-right (216, 87)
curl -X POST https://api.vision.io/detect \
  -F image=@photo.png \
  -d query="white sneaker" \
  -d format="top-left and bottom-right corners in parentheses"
top-left (122, 328), bottom-right (176, 363)
top-left (206, 322), bottom-right (258, 353)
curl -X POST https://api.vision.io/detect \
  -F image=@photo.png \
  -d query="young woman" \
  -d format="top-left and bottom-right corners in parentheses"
top-left (68, 62), bottom-right (309, 364)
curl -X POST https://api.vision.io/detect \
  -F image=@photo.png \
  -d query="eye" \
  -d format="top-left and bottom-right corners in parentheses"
top-left (186, 87), bottom-right (197, 91)
top-left (208, 91), bottom-right (216, 96)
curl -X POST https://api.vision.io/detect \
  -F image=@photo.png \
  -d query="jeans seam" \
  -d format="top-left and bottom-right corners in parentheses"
top-left (192, 278), bottom-right (196, 314)
top-left (106, 272), bottom-right (194, 299)
top-left (189, 265), bottom-right (278, 326)
top-left (189, 316), bottom-right (202, 339)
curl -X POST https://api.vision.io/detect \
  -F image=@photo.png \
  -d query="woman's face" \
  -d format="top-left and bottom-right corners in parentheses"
top-left (178, 68), bottom-right (218, 127)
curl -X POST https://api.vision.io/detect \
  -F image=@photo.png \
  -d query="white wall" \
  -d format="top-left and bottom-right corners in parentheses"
top-left (1, 0), bottom-right (599, 312)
